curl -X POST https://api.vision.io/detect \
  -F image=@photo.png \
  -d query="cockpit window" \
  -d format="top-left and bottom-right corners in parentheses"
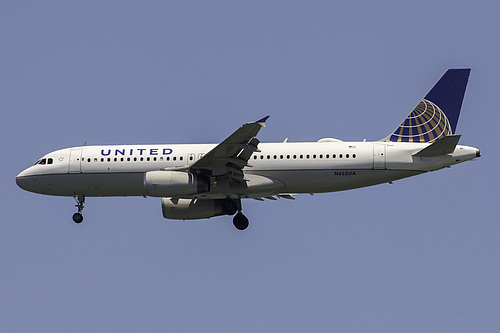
top-left (35, 158), bottom-right (52, 165)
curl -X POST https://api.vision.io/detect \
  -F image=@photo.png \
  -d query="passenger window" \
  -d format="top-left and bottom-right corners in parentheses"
top-left (273, 155), bottom-right (277, 159)
top-left (339, 154), bottom-right (343, 158)
top-left (147, 157), bottom-right (150, 161)
top-left (287, 155), bottom-right (290, 159)
top-left (107, 158), bottom-right (111, 162)
top-left (306, 155), bottom-right (310, 159)
top-left (153, 157), bottom-right (157, 161)
top-left (280, 155), bottom-right (283, 159)
top-left (326, 154), bottom-right (329, 158)
top-left (313, 154), bottom-right (316, 159)
top-left (353, 154), bottom-right (356, 158)
top-left (140, 157), bottom-right (144, 161)
top-left (319, 154), bottom-right (323, 159)
top-left (134, 157), bottom-right (137, 161)
top-left (300, 155), bottom-right (303, 159)
top-left (160, 157), bottom-right (163, 161)
top-left (121, 158), bottom-right (124, 162)
top-left (260, 155), bottom-right (264, 159)
top-left (94, 158), bottom-right (98, 162)
top-left (127, 157), bottom-right (130, 162)
top-left (180, 156), bottom-right (183, 161)
top-left (333, 154), bottom-right (336, 158)
top-left (173, 157), bottom-right (177, 161)
top-left (101, 158), bottom-right (104, 162)
top-left (346, 154), bottom-right (349, 158)
top-left (167, 157), bottom-right (170, 161)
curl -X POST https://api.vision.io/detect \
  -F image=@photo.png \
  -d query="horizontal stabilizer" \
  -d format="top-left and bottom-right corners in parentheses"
top-left (413, 135), bottom-right (461, 157)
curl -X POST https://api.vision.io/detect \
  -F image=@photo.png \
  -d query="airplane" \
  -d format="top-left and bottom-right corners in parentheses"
top-left (16, 69), bottom-right (480, 230)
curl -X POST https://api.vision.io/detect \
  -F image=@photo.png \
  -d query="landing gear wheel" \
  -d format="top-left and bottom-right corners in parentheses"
top-left (233, 213), bottom-right (249, 231)
top-left (73, 212), bottom-right (83, 223)
top-left (222, 198), bottom-right (238, 216)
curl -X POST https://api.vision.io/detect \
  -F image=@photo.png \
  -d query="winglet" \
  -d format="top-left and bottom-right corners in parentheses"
top-left (256, 116), bottom-right (270, 128)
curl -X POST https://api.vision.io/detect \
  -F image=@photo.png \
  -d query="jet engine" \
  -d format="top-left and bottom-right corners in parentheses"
top-left (162, 197), bottom-right (226, 220)
top-left (145, 171), bottom-right (209, 197)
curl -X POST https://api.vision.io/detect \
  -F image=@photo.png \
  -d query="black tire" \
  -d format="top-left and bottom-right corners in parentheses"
top-left (222, 199), bottom-right (238, 216)
top-left (233, 213), bottom-right (249, 231)
top-left (72, 213), bottom-right (83, 223)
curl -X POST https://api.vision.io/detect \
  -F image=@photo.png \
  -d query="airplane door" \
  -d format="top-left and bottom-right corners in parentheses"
top-left (373, 145), bottom-right (386, 169)
top-left (69, 149), bottom-right (82, 173)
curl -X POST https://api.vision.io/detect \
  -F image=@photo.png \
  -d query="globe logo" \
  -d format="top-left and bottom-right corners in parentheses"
top-left (388, 99), bottom-right (452, 143)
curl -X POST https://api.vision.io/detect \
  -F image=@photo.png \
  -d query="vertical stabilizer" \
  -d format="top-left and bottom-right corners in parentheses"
top-left (385, 69), bottom-right (470, 143)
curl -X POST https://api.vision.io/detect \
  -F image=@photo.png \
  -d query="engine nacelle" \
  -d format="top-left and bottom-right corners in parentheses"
top-left (162, 197), bottom-right (226, 220)
top-left (145, 171), bottom-right (209, 197)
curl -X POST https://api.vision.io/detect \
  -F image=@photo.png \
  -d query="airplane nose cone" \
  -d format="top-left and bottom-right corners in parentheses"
top-left (16, 168), bottom-right (35, 191)
top-left (476, 148), bottom-right (481, 158)
top-left (16, 171), bottom-right (28, 190)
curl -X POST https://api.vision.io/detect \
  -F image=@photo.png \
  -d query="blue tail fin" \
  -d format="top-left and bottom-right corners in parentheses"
top-left (385, 69), bottom-right (470, 143)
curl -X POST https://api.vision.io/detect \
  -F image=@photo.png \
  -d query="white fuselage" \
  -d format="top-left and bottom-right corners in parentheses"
top-left (16, 141), bottom-right (479, 199)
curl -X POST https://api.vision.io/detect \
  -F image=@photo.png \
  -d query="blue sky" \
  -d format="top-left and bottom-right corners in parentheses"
top-left (1, 1), bottom-right (499, 332)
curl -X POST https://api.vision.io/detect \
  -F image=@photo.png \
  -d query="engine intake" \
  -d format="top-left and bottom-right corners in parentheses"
top-left (162, 198), bottom-right (226, 220)
top-left (145, 171), bottom-right (208, 197)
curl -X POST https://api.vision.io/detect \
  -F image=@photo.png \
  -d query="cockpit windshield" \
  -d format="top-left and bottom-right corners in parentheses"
top-left (35, 158), bottom-right (53, 165)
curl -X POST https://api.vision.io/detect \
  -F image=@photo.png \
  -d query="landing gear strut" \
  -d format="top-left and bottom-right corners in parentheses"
top-left (221, 197), bottom-right (250, 230)
top-left (72, 195), bottom-right (85, 223)
top-left (228, 198), bottom-right (249, 231)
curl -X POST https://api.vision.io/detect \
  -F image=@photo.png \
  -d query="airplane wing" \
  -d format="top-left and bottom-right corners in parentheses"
top-left (190, 116), bottom-right (269, 180)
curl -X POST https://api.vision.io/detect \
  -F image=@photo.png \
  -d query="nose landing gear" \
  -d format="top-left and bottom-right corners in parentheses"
top-left (72, 195), bottom-right (85, 223)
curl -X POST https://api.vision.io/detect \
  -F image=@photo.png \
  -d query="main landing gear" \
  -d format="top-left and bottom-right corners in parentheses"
top-left (72, 195), bottom-right (85, 223)
top-left (222, 198), bottom-right (249, 231)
